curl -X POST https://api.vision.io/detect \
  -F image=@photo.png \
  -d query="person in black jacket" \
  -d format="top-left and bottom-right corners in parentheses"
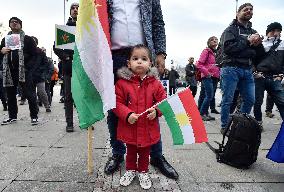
top-left (53, 3), bottom-right (79, 132)
top-left (31, 37), bottom-right (51, 112)
top-left (0, 17), bottom-right (38, 125)
top-left (168, 66), bottom-right (180, 95)
top-left (219, 3), bottom-right (263, 134)
top-left (253, 22), bottom-right (284, 128)
top-left (185, 57), bottom-right (197, 97)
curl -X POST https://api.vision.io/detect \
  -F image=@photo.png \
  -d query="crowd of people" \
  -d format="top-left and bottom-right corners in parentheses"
top-left (0, 1), bottom-right (283, 190)
top-left (181, 3), bottom-right (284, 136)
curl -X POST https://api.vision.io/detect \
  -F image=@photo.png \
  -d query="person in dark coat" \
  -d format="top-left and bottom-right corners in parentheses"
top-left (53, 3), bottom-right (78, 132)
top-left (219, 3), bottom-right (263, 134)
top-left (168, 66), bottom-right (179, 95)
top-left (0, 17), bottom-right (38, 125)
top-left (185, 57), bottom-right (197, 97)
top-left (31, 37), bottom-right (51, 112)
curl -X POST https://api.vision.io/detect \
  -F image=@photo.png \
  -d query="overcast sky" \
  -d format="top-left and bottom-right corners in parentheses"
top-left (1, 0), bottom-right (284, 68)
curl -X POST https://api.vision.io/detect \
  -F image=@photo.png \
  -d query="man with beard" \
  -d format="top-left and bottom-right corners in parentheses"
top-left (219, 3), bottom-right (263, 134)
top-left (0, 17), bottom-right (38, 125)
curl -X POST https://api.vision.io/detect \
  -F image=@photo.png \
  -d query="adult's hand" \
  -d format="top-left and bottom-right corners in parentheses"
top-left (1, 47), bottom-right (11, 54)
top-left (156, 54), bottom-right (165, 75)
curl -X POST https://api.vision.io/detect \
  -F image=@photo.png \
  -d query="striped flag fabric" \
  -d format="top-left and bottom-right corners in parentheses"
top-left (157, 88), bottom-right (208, 145)
top-left (71, 0), bottom-right (115, 129)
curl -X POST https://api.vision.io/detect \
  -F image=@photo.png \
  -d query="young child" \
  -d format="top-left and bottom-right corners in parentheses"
top-left (113, 44), bottom-right (166, 190)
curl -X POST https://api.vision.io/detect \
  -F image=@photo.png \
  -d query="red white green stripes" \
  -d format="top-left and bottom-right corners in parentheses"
top-left (71, 0), bottom-right (115, 129)
top-left (157, 88), bottom-right (208, 145)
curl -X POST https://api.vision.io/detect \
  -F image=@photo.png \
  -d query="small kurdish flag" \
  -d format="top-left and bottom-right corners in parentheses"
top-left (157, 88), bottom-right (208, 145)
top-left (55, 25), bottom-right (75, 50)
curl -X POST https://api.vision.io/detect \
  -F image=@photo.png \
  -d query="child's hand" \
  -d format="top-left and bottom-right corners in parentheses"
top-left (128, 113), bottom-right (139, 124)
top-left (147, 107), bottom-right (157, 120)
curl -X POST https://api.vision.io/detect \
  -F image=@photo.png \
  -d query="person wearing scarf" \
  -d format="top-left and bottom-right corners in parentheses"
top-left (0, 17), bottom-right (38, 125)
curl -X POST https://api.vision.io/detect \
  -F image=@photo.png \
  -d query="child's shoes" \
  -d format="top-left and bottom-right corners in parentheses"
top-left (138, 172), bottom-right (152, 190)
top-left (119, 170), bottom-right (136, 186)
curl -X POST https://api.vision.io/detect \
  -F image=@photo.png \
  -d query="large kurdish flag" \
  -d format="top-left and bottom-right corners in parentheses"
top-left (157, 88), bottom-right (207, 145)
top-left (72, 0), bottom-right (115, 129)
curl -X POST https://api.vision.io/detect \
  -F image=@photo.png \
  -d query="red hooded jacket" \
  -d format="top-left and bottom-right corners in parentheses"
top-left (113, 67), bottom-right (166, 147)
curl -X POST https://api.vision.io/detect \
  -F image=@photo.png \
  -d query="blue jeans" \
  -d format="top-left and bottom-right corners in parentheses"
top-left (198, 77), bottom-right (218, 112)
top-left (199, 77), bottom-right (214, 115)
top-left (254, 77), bottom-right (284, 122)
top-left (220, 67), bottom-right (255, 128)
top-left (107, 51), bottom-right (163, 158)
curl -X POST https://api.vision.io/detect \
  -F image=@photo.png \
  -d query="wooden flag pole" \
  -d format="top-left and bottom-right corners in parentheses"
top-left (87, 126), bottom-right (94, 174)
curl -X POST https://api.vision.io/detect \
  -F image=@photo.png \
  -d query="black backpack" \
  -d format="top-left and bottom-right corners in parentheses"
top-left (208, 113), bottom-right (262, 169)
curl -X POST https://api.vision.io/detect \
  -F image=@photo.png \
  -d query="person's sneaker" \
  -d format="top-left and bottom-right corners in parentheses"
top-left (201, 115), bottom-right (210, 121)
top-left (266, 112), bottom-right (275, 118)
top-left (211, 109), bottom-right (220, 114)
top-left (1, 118), bottom-right (17, 125)
top-left (138, 172), bottom-right (152, 190)
top-left (31, 119), bottom-right (38, 126)
top-left (46, 108), bottom-right (51, 113)
top-left (119, 170), bottom-right (136, 187)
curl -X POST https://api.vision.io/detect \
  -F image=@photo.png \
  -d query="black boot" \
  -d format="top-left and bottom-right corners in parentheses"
top-left (150, 155), bottom-right (179, 180)
top-left (66, 122), bottom-right (74, 132)
top-left (104, 154), bottom-right (124, 175)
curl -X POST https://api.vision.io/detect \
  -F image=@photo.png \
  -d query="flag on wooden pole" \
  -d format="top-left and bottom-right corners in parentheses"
top-left (72, 0), bottom-right (115, 129)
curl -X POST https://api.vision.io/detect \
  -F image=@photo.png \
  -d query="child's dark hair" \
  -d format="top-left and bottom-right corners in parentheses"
top-left (128, 44), bottom-right (152, 61)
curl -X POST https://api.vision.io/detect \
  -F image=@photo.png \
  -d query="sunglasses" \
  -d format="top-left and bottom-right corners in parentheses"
top-left (71, 6), bottom-right (79, 10)
top-left (10, 20), bottom-right (20, 24)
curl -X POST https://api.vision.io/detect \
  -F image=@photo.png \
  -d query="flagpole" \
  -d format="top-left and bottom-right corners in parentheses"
top-left (87, 126), bottom-right (94, 174)
top-left (64, 0), bottom-right (66, 24)
top-left (235, 0), bottom-right (238, 13)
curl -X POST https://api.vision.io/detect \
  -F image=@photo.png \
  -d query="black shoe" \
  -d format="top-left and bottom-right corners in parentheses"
top-left (66, 124), bottom-right (74, 132)
top-left (207, 115), bottom-right (215, 121)
top-left (104, 154), bottom-right (124, 175)
top-left (46, 108), bottom-right (51, 113)
top-left (1, 118), bottom-right (17, 125)
top-left (211, 109), bottom-right (220, 114)
top-left (31, 118), bottom-right (38, 126)
top-left (201, 115), bottom-right (210, 121)
top-left (150, 156), bottom-right (179, 180)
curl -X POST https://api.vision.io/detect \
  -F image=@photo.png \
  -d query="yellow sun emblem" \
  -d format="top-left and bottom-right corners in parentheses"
top-left (76, 0), bottom-right (99, 40)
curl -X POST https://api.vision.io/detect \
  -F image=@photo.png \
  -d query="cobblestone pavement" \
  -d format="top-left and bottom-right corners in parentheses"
top-left (0, 86), bottom-right (283, 192)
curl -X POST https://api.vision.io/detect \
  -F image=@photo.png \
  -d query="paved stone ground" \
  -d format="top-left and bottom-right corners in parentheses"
top-left (0, 85), bottom-right (283, 192)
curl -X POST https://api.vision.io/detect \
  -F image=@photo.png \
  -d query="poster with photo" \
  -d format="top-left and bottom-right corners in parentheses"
top-left (5, 34), bottom-right (21, 50)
